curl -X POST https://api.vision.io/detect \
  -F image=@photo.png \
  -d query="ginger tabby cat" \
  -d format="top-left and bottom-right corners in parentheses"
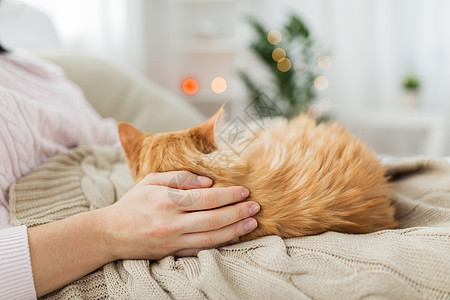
top-left (118, 106), bottom-right (397, 241)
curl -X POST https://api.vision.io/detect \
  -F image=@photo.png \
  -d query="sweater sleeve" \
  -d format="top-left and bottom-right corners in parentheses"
top-left (0, 225), bottom-right (37, 300)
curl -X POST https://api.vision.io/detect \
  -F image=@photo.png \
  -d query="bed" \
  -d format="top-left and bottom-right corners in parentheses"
top-left (7, 54), bottom-right (450, 299)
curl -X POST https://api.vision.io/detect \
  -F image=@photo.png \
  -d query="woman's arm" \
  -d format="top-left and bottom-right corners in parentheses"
top-left (28, 171), bottom-right (259, 297)
top-left (28, 209), bottom-right (109, 297)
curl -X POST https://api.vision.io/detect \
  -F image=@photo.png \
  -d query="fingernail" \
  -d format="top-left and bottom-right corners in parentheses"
top-left (244, 219), bottom-right (257, 232)
top-left (249, 203), bottom-right (260, 215)
top-left (241, 188), bottom-right (250, 199)
top-left (197, 176), bottom-right (212, 185)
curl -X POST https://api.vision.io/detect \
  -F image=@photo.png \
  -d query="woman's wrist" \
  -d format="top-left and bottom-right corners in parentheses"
top-left (28, 209), bottom-right (113, 297)
top-left (94, 207), bottom-right (119, 262)
top-left (83, 208), bottom-right (116, 263)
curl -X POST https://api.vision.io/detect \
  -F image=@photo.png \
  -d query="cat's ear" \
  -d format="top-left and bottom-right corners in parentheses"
top-left (193, 104), bottom-right (224, 152)
top-left (117, 122), bottom-right (146, 161)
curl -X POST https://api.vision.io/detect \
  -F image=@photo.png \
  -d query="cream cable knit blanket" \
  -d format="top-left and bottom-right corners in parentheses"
top-left (9, 146), bottom-right (450, 300)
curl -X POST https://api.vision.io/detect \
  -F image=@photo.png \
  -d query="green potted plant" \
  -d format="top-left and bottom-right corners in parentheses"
top-left (401, 75), bottom-right (421, 109)
top-left (239, 14), bottom-right (329, 120)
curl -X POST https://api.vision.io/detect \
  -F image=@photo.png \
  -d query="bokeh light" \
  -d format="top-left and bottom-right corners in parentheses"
top-left (307, 104), bottom-right (322, 119)
top-left (211, 77), bottom-right (227, 94)
top-left (277, 58), bottom-right (292, 72)
top-left (182, 78), bottom-right (199, 95)
top-left (314, 76), bottom-right (329, 91)
top-left (318, 56), bottom-right (332, 70)
top-left (294, 60), bottom-right (308, 73)
top-left (318, 96), bottom-right (333, 111)
top-left (272, 48), bottom-right (286, 62)
top-left (267, 30), bottom-right (282, 45)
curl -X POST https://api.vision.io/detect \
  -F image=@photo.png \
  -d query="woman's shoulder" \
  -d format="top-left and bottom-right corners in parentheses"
top-left (0, 49), bottom-right (65, 80)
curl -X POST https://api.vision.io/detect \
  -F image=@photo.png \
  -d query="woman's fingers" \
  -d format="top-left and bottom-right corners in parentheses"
top-left (137, 173), bottom-right (250, 211)
top-left (181, 200), bottom-right (260, 232)
top-left (138, 171), bottom-right (213, 189)
top-left (179, 186), bottom-right (250, 211)
top-left (179, 217), bottom-right (258, 249)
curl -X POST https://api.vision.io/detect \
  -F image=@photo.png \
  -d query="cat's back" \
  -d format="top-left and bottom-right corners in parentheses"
top-left (244, 115), bottom-right (366, 174)
top-left (237, 114), bottom-right (396, 240)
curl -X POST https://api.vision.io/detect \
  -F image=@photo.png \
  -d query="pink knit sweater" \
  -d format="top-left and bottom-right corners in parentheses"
top-left (0, 51), bottom-right (119, 299)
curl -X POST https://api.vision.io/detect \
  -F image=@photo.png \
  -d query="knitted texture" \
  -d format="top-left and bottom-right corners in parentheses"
top-left (0, 51), bottom-right (119, 227)
top-left (0, 225), bottom-right (36, 299)
top-left (9, 146), bottom-right (450, 299)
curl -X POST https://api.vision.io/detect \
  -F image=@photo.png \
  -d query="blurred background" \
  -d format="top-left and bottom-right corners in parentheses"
top-left (1, 0), bottom-right (449, 157)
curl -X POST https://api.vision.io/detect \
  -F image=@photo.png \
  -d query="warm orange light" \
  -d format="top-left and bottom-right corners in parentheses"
top-left (307, 104), bottom-right (322, 119)
top-left (318, 56), bottom-right (332, 70)
top-left (314, 76), bottom-right (328, 91)
top-left (272, 48), bottom-right (286, 62)
top-left (267, 30), bottom-right (282, 45)
top-left (211, 77), bottom-right (227, 94)
top-left (277, 58), bottom-right (291, 72)
top-left (182, 78), bottom-right (199, 95)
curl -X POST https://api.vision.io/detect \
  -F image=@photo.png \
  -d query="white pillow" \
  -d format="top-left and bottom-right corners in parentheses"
top-left (40, 53), bottom-right (206, 133)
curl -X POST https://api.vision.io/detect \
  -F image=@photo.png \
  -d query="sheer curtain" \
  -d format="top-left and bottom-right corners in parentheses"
top-left (16, 0), bottom-right (146, 72)
top-left (3, 0), bottom-right (450, 152)
top-left (244, 0), bottom-right (450, 154)
top-left (245, 0), bottom-right (450, 112)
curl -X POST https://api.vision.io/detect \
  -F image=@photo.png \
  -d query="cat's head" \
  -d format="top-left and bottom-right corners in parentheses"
top-left (118, 105), bottom-right (224, 181)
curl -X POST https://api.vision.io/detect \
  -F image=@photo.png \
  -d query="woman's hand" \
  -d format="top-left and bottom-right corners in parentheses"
top-left (28, 170), bottom-right (258, 297)
top-left (99, 171), bottom-right (260, 261)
